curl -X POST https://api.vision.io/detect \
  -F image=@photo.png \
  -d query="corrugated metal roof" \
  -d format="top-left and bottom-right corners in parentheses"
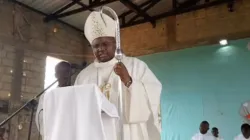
top-left (18, 0), bottom-right (71, 14)
top-left (16, 0), bottom-right (172, 30)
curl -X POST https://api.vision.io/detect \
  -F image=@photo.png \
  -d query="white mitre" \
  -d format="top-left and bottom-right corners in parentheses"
top-left (84, 11), bottom-right (116, 44)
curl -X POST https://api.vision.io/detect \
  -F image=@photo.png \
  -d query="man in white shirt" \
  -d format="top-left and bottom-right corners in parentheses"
top-left (235, 124), bottom-right (250, 140)
top-left (211, 127), bottom-right (224, 140)
top-left (192, 121), bottom-right (215, 140)
top-left (35, 61), bottom-right (71, 137)
top-left (74, 10), bottom-right (162, 140)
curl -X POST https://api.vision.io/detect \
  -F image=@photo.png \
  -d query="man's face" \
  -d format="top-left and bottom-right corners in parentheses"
top-left (91, 37), bottom-right (116, 63)
top-left (55, 65), bottom-right (71, 86)
top-left (200, 123), bottom-right (209, 134)
top-left (242, 128), bottom-right (250, 139)
top-left (212, 129), bottom-right (219, 137)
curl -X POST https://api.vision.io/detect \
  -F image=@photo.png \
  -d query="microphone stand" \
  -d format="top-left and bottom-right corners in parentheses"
top-left (0, 64), bottom-right (84, 140)
top-left (27, 102), bottom-right (35, 140)
top-left (0, 79), bottom-right (58, 140)
top-left (0, 79), bottom-right (58, 127)
top-left (0, 66), bottom-right (83, 128)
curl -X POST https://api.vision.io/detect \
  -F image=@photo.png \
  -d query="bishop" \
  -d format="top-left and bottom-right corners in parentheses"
top-left (74, 10), bottom-right (162, 140)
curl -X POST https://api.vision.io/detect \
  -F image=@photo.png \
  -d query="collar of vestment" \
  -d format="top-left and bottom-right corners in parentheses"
top-left (198, 132), bottom-right (212, 136)
top-left (94, 57), bottom-right (118, 68)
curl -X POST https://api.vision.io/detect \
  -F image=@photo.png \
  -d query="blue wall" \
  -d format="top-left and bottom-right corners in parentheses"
top-left (139, 38), bottom-right (250, 140)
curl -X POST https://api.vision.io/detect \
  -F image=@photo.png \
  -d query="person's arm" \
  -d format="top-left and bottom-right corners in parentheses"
top-left (122, 60), bottom-right (162, 126)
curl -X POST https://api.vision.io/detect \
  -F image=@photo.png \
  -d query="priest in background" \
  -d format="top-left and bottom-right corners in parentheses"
top-left (35, 61), bottom-right (71, 138)
top-left (191, 121), bottom-right (215, 140)
top-left (235, 124), bottom-right (250, 140)
top-left (211, 127), bottom-right (224, 140)
top-left (74, 11), bottom-right (162, 140)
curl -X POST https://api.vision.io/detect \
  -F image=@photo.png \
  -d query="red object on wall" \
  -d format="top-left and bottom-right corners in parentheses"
top-left (246, 114), bottom-right (250, 119)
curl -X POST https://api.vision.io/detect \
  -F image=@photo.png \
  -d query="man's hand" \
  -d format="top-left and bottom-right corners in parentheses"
top-left (114, 62), bottom-right (131, 85)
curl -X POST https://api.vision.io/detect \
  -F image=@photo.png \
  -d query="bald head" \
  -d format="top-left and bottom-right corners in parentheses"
top-left (212, 127), bottom-right (219, 137)
top-left (55, 61), bottom-right (71, 87)
top-left (241, 123), bottom-right (250, 139)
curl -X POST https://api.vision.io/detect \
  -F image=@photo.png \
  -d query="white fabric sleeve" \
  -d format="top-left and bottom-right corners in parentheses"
top-left (35, 95), bottom-right (44, 136)
top-left (124, 61), bottom-right (162, 126)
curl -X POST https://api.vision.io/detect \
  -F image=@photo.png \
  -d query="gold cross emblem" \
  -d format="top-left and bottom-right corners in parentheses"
top-left (100, 83), bottom-right (111, 100)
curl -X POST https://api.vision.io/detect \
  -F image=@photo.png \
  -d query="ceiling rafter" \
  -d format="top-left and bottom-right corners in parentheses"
top-left (45, 0), bottom-right (117, 22)
top-left (12, 0), bottom-right (233, 33)
top-left (53, 1), bottom-right (78, 15)
top-left (156, 0), bottom-right (231, 19)
top-left (76, 1), bottom-right (94, 11)
top-left (119, 0), bottom-right (156, 27)
top-left (11, 0), bottom-right (84, 33)
top-left (119, 0), bottom-right (152, 19)
top-left (44, 0), bottom-right (79, 22)
top-left (121, 0), bottom-right (232, 28)
top-left (127, 0), bottom-right (160, 25)
top-left (44, 0), bottom-right (95, 22)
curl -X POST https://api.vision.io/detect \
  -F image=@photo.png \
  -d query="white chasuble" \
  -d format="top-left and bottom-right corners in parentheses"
top-left (235, 134), bottom-right (250, 140)
top-left (191, 133), bottom-right (216, 140)
top-left (75, 56), bottom-right (162, 140)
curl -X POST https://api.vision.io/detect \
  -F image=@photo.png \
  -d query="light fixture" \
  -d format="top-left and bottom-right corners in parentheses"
top-left (18, 123), bottom-right (23, 130)
top-left (53, 27), bottom-right (58, 33)
top-left (219, 39), bottom-right (228, 46)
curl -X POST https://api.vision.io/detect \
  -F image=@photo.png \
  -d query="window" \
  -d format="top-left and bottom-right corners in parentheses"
top-left (44, 56), bottom-right (63, 90)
